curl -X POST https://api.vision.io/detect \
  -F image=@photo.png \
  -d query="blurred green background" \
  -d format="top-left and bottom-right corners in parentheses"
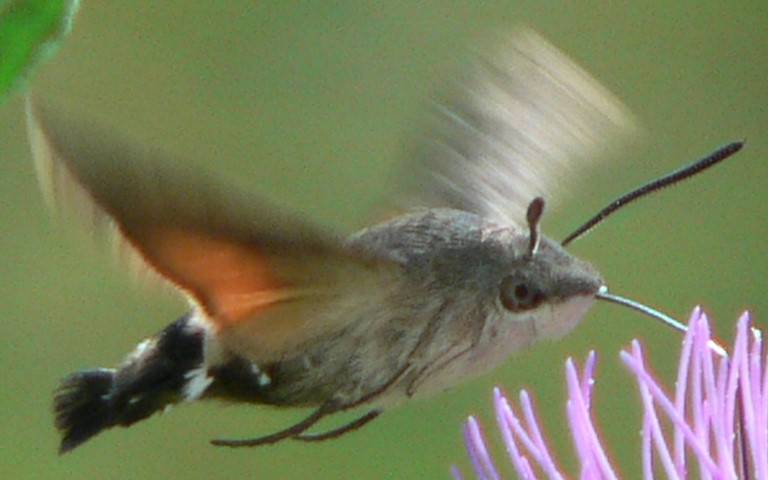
top-left (1, 2), bottom-right (767, 479)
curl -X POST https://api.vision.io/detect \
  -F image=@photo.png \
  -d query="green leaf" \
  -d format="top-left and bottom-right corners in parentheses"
top-left (0, 0), bottom-right (79, 102)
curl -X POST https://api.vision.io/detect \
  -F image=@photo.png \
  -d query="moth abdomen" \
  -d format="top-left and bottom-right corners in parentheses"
top-left (53, 314), bottom-right (210, 453)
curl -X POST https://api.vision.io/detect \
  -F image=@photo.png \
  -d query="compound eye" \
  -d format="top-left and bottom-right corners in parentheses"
top-left (500, 274), bottom-right (543, 312)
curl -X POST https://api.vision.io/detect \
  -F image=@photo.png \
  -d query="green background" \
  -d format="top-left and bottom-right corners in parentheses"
top-left (1, 2), bottom-right (767, 479)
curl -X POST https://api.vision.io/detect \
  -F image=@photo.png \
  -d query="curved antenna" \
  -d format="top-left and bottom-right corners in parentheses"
top-left (596, 287), bottom-right (726, 357)
top-left (562, 140), bottom-right (745, 247)
top-left (525, 197), bottom-right (545, 258)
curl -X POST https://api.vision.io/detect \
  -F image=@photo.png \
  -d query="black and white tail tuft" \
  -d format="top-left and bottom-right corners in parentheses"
top-left (54, 368), bottom-right (117, 453)
top-left (52, 314), bottom-right (208, 453)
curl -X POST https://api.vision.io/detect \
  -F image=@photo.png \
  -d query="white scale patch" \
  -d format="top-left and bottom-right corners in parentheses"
top-left (247, 362), bottom-right (271, 387)
top-left (124, 338), bottom-right (153, 364)
top-left (183, 365), bottom-right (214, 401)
top-left (257, 371), bottom-right (271, 387)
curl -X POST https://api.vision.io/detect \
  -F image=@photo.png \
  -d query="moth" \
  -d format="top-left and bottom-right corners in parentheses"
top-left (27, 27), bottom-right (741, 453)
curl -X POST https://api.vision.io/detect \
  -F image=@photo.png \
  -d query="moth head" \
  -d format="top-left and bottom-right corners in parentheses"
top-left (489, 197), bottom-right (602, 341)
top-left (494, 233), bottom-right (601, 340)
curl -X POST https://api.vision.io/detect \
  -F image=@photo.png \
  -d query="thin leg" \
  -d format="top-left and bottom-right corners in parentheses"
top-left (210, 402), bottom-right (336, 448)
top-left (211, 357), bottom-right (406, 448)
top-left (293, 409), bottom-right (381, 442)
top-left (406, 344), bottom-right (473, 397)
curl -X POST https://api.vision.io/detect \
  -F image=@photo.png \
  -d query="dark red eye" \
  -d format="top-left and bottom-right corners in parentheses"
top-left (500, 275), bottom-right (542, 312)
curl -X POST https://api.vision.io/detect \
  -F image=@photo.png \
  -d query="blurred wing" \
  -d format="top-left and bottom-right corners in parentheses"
top-left (399, 26), bottom-right (637, 228)
top-left (27, 101), bottom-right (397, 357)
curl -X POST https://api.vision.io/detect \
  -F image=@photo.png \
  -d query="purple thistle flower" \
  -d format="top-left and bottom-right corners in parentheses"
top-left (454, 308), bottom-right (768, 479)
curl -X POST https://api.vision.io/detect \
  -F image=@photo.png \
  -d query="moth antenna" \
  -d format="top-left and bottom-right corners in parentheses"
top-left (562, 140), bottom-right (745, 247)
top-left (525, 197), bottom-right (545, 258)
top-left (596, 287), bottom-right (726, 356)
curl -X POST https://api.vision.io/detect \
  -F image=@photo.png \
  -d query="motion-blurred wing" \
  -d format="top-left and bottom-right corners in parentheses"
top-left (400, 27), bottom-right (636, 228)
top-left (27, 101), bottom-right (396, 358)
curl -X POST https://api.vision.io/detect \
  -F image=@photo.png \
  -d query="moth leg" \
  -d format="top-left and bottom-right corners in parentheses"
top-left (289, 353), bottom-right (410, 442)
top-left (405, 313), bottom-right (485, 397)
top-left (289, 329), bottom-right (431, 443)
top-left (403, 302), bottom-right (482, 397)
top-left (293, 409), bottom-right (381, 442)
top-left (211, 352), bottom-right (411, 448)
top-left (210, 401), bottom-right (338, 448)
top-left (405, 344), bottom-right (473, 397)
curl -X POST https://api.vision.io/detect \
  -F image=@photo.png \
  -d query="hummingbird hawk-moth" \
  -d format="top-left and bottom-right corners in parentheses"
top-left (26, 27), bottom-right (741, 453)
